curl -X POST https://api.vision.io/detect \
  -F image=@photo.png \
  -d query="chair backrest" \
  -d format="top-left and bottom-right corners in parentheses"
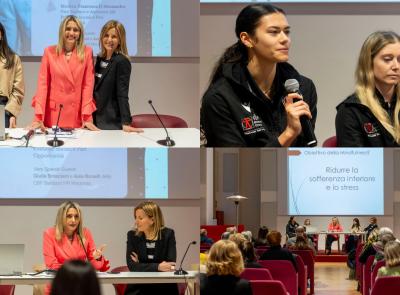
top-left (259, 260), bottom-right (298, 295)
top-left (0, 285), bottom-right (15, 295)
top-left (322, 136), bottom-right (337, 147)
top-left (131, 114), bottom-right (188, 128)
top-left (255, 248), bottom-right (268, 258)
top-left (291, 249), bottom-right (315, 295)
top-left (356, 242), bottom-right (365, 283)
top-left (250, 280), bottom-right (288, 295)
top-left (295, 255), bottom-right (308, 295)
top-left (240, 268), bottom-right (273, 281)
top-left (110, 266), bottom-right (129, 295)
top-left (371, 260), bottom-right (386, 289)
top-left (371, 276), bottom-right (400, 295)
top-left (363, 255), bottom-right (375, 295)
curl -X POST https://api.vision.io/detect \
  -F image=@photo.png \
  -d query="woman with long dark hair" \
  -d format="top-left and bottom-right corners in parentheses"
top-left (201, 3), bottom-right (317, 147)
top-left (0, 22), bottom-right (24, 128)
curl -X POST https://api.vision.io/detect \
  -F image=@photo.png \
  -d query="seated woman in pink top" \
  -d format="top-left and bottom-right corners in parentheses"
top-left (30, 15), bottom-right (99, 131)
top-left (43, 201), bottom-right (108, 294)
top-left (325, 217), bottom-right (343, 254)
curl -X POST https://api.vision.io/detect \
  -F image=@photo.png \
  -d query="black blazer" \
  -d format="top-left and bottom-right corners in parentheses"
top-left (124, 227), bottom-right (178, 295)
top-left (93, 54), bottom-right (132, 130)
top-left (200, 274), bottom-right (252, 295)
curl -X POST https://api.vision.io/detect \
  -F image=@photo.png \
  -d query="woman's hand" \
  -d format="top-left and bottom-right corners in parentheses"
top-left (27, 121), bottom-right (46, 133)
top-left (83, 121), bottom-right (100, 131)
top-left (9, 117), bottom-right (16, 128)
top-left (122, 125), bottom-right (144, 133)
top-left (93, 244), bottom-right (107, 260)
top-left (130, 251), bottom-right (139, 263)
top-left (158, 261), bottom-right (176, 272)
top-left (278, 93), bottom-right (312, 147)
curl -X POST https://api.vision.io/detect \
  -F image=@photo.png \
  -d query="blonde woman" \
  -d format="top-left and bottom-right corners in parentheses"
top-left (125, 201), bottom-right (178, 295)
top-left (200, 239), bottom-right (252, 295)
top-left (30, 15), bottom-right (98, 131)
top-left (336, 31), bottom-right (400, 147)
top-left (377, 241), bottom-right (400, 277)
top-left (0, 22), bottom-right (24, 128)
top-left (43, 201), bottom-right (108, 294)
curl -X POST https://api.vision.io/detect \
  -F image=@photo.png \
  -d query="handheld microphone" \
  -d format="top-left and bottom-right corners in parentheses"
top-left (23, 129), bottom-right (35, 147)
top-left (77, 232), bottom-right (89, 262)
top-left (147, 100), bottom-right (175, 147)
top-left (47, 104), bottom-right (64, 147)
top-left (174, 240), bottom-right (196, 275)
top-left (284, 79), bottom-right (317, 147)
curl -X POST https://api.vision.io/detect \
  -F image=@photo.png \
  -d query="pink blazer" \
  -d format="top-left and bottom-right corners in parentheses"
top-left (32, 45), bottom-right (96, 128)
top-left (42, 227), bottom-right (104, 270)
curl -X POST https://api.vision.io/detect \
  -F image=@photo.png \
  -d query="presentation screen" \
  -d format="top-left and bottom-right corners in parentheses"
top-left (0, 0), bottom-right (197, 57)
top-left (287, 148), bottom-right (384, 215)
top-left (201, 1), bottom-right (400, 2)
top-left (0, 148), bottom-right (199, 199)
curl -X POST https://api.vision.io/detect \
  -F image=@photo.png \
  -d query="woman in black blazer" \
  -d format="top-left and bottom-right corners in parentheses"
top-left (125, 201), bottom-right (178, 295)
top-left (94, 20), bottom-right (142, 132)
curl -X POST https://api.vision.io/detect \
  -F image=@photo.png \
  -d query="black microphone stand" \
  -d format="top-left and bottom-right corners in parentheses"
top-left (174, 241), bottom-right (196, 275)
top-left (47, 104), bottom-right (64, 147)
top-left (148, 100), bottom-right (175, 147)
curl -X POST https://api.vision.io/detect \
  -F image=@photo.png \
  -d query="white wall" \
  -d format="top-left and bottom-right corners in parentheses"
top-left (200, 7), bottom-right (400, 144)
top-left (0, 203), bottom-right (199, 295)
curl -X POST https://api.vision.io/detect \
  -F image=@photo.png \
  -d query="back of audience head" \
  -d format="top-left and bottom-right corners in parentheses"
top-left (221, 231), bottom-right (231, 240)
top-left (206, 240), bottom-right (244, 277)
top-left (201, 228), bottom-right (207, 236)
top-left (50, 260), bottom-right (101, 295)
top-left (229, 233), bottom-right (246, 248)
top-left (384, 241), bottom-right (400, 268)
top-left (294, 235), bottom-right (309, 250)
top-left (241, 230), bottom-right (252, 242)
top-left (257, 226), bottom-right (269, 240)
top-left (241, 240), bottom-right (257, 262)
top-left (295, 226), bottom-right (306, 237)
top-left (267, 230), bottom-right (282, 247)
top-left (378, 227), bottom-right (393, 236)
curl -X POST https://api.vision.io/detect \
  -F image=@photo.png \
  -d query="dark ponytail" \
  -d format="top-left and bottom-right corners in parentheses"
top-left (209, 3), bottom-right (285, 84)
top-left (0, 22), bottom-right (15, 69)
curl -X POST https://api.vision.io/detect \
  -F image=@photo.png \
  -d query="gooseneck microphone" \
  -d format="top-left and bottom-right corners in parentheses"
top-left (47, 104), bottom-right (64, 147)
top-left (147, 100), bottom-right (175, 147)
top-left (284, 79), bottom-right (317, 147)
top-left (24, 129), bottom-right (35, 147)
top-left (77, 232), bottom-right (89, 262)
top-left (174, 240), bottom-right (196, 275)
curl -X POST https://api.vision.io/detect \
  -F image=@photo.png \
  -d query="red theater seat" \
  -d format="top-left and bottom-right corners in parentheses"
top-left (371, 276), bottom-right (400, 295)
top-left (131, 114), bottom-right (188, 128)
top-left (250, 280), bottom-right (288, 295)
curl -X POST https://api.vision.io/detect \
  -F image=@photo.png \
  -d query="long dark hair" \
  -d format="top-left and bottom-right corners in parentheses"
top-left (0, 22), bottom-right (15, 69)
top-left (209, 4), bottom-right (285, 84)
top-left (50, 260), bottom-right (101, 295)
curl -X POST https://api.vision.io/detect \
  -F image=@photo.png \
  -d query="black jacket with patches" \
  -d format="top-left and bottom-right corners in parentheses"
top-left (335, 92), bottom-right (399, 147)
top-left (201, 62), bottom-right (318, 147)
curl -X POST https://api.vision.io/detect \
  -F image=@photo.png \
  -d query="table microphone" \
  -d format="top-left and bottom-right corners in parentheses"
top-left (284, 79), bottom-right (317, 147)
top-left (147, 100), bottom-right (175, 147)
top-left (77, 232), bottom-right (89, 262)
top-left (174, 241), bottom-right (196, 275)
top-left (47, 104), bottom-right (64, 147)
top-left (24, 129), bottom-right (34, 147)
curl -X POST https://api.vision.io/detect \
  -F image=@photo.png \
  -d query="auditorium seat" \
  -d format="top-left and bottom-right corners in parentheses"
top-left (371, 276), bottom-right (400, 295)
top-left (240, 268), bottom-right (273, 281)
top-left (111, 266), bottom-right (129, 295)
top-left (362, 255), bottom-right (375, 295)
top-left (322, 136), bottom-right (337, 147)
top-left (131, 114), bottom-right (188, 128)
top-left (0, 285), bottom-right (15, 295)
top-left (250, 280), bottom-right (288, 295)
top-left (371, 260), bottom-right (385, 289)
top-left (356, 242), bottom-right (365, 289)
top-left (259, 260), bottom-right (298, 295)
top-left (295, 255), bottom-right (308, 295)
top-left (291, 250), bottom-right (315, 295)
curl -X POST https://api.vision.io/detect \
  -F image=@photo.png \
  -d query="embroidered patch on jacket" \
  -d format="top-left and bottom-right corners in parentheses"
top-left (241, 114), bottom-right (266, 135)
top-left (363, 122), bottom-right (380, 137)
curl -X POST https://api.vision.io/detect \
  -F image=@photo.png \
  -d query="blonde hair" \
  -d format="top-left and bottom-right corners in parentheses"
top-left (206, 240), bottom-right (244, 276)
top-left (355, 31), bottom-right (400, 143)
top-left (134, 201), bottom-right (165, 239)
top-left (384, 241), bottom-right (400, 267)
top-left (229, 233), bottom-right (246, 249)
top-left (98, 20), bottom-right (129, 59)
top-left (56, 15), bottom-right (85, 62)
top-left (54, 201), bottom-right (85, 244)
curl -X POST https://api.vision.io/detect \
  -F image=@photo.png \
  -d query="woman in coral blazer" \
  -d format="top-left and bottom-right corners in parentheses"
top-left (43, 201), bottom-right (108, 294)
top-left (30, 15), bottom-right (98, 130)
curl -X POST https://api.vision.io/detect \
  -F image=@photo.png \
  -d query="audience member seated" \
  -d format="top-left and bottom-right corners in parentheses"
top-left (254, 226), bottom-right (269, 248)
top-left (286, 216), bottom-right (299, 239)
top-left (221, 226), bottom-right (238, 240)
top-left (241, 231), bottom-right (253, 243)
top-left (373, 232), bottom-right (396, 266)
top-left (50, 260), bottom-right (101, 295)
top-left (364, 217), bottom-right (379, 240)
top-left (359, 228), bottom-right (380, 264)
top-left (260, 230), bottom-right (297, 272)
top-left (377, 241), bottom-right (400, 277)
top-left (346, 218), bottom-right (362, 253)
top-left (200, 240), bottom-right (252, 295)
top-left (243, 241), bottom-right (262, 269)
top-left (326, 217), bottom-right (343, 255)
top-left (201, 228), bottom-right (214, 245)
top-left (286, 226), bottom-right (317, 255)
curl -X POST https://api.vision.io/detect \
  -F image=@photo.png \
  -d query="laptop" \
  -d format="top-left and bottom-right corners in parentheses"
top-left (0, 105), bottom-right (5, 141)
top-left (0, 244), bottom-right (24, 275)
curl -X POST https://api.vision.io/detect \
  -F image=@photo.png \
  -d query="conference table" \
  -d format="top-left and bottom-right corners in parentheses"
top-left (308, 231), bottom-right (368, 245)
top-left (0, 128), bottom-right (200, 148)
top-left (0, 271), bottom-right (199, 294)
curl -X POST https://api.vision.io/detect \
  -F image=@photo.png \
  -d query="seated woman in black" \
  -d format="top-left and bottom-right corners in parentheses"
top-left (201, 3), bottom-right (317, 147)
top-left (94, 20), bottom-right (142, 132)
top-left (125, 201), bottom-right (178, 295)
top-left (336, 31), bottom-right (400, 147)
top-left (200, 240), bottom-right (252, 295)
